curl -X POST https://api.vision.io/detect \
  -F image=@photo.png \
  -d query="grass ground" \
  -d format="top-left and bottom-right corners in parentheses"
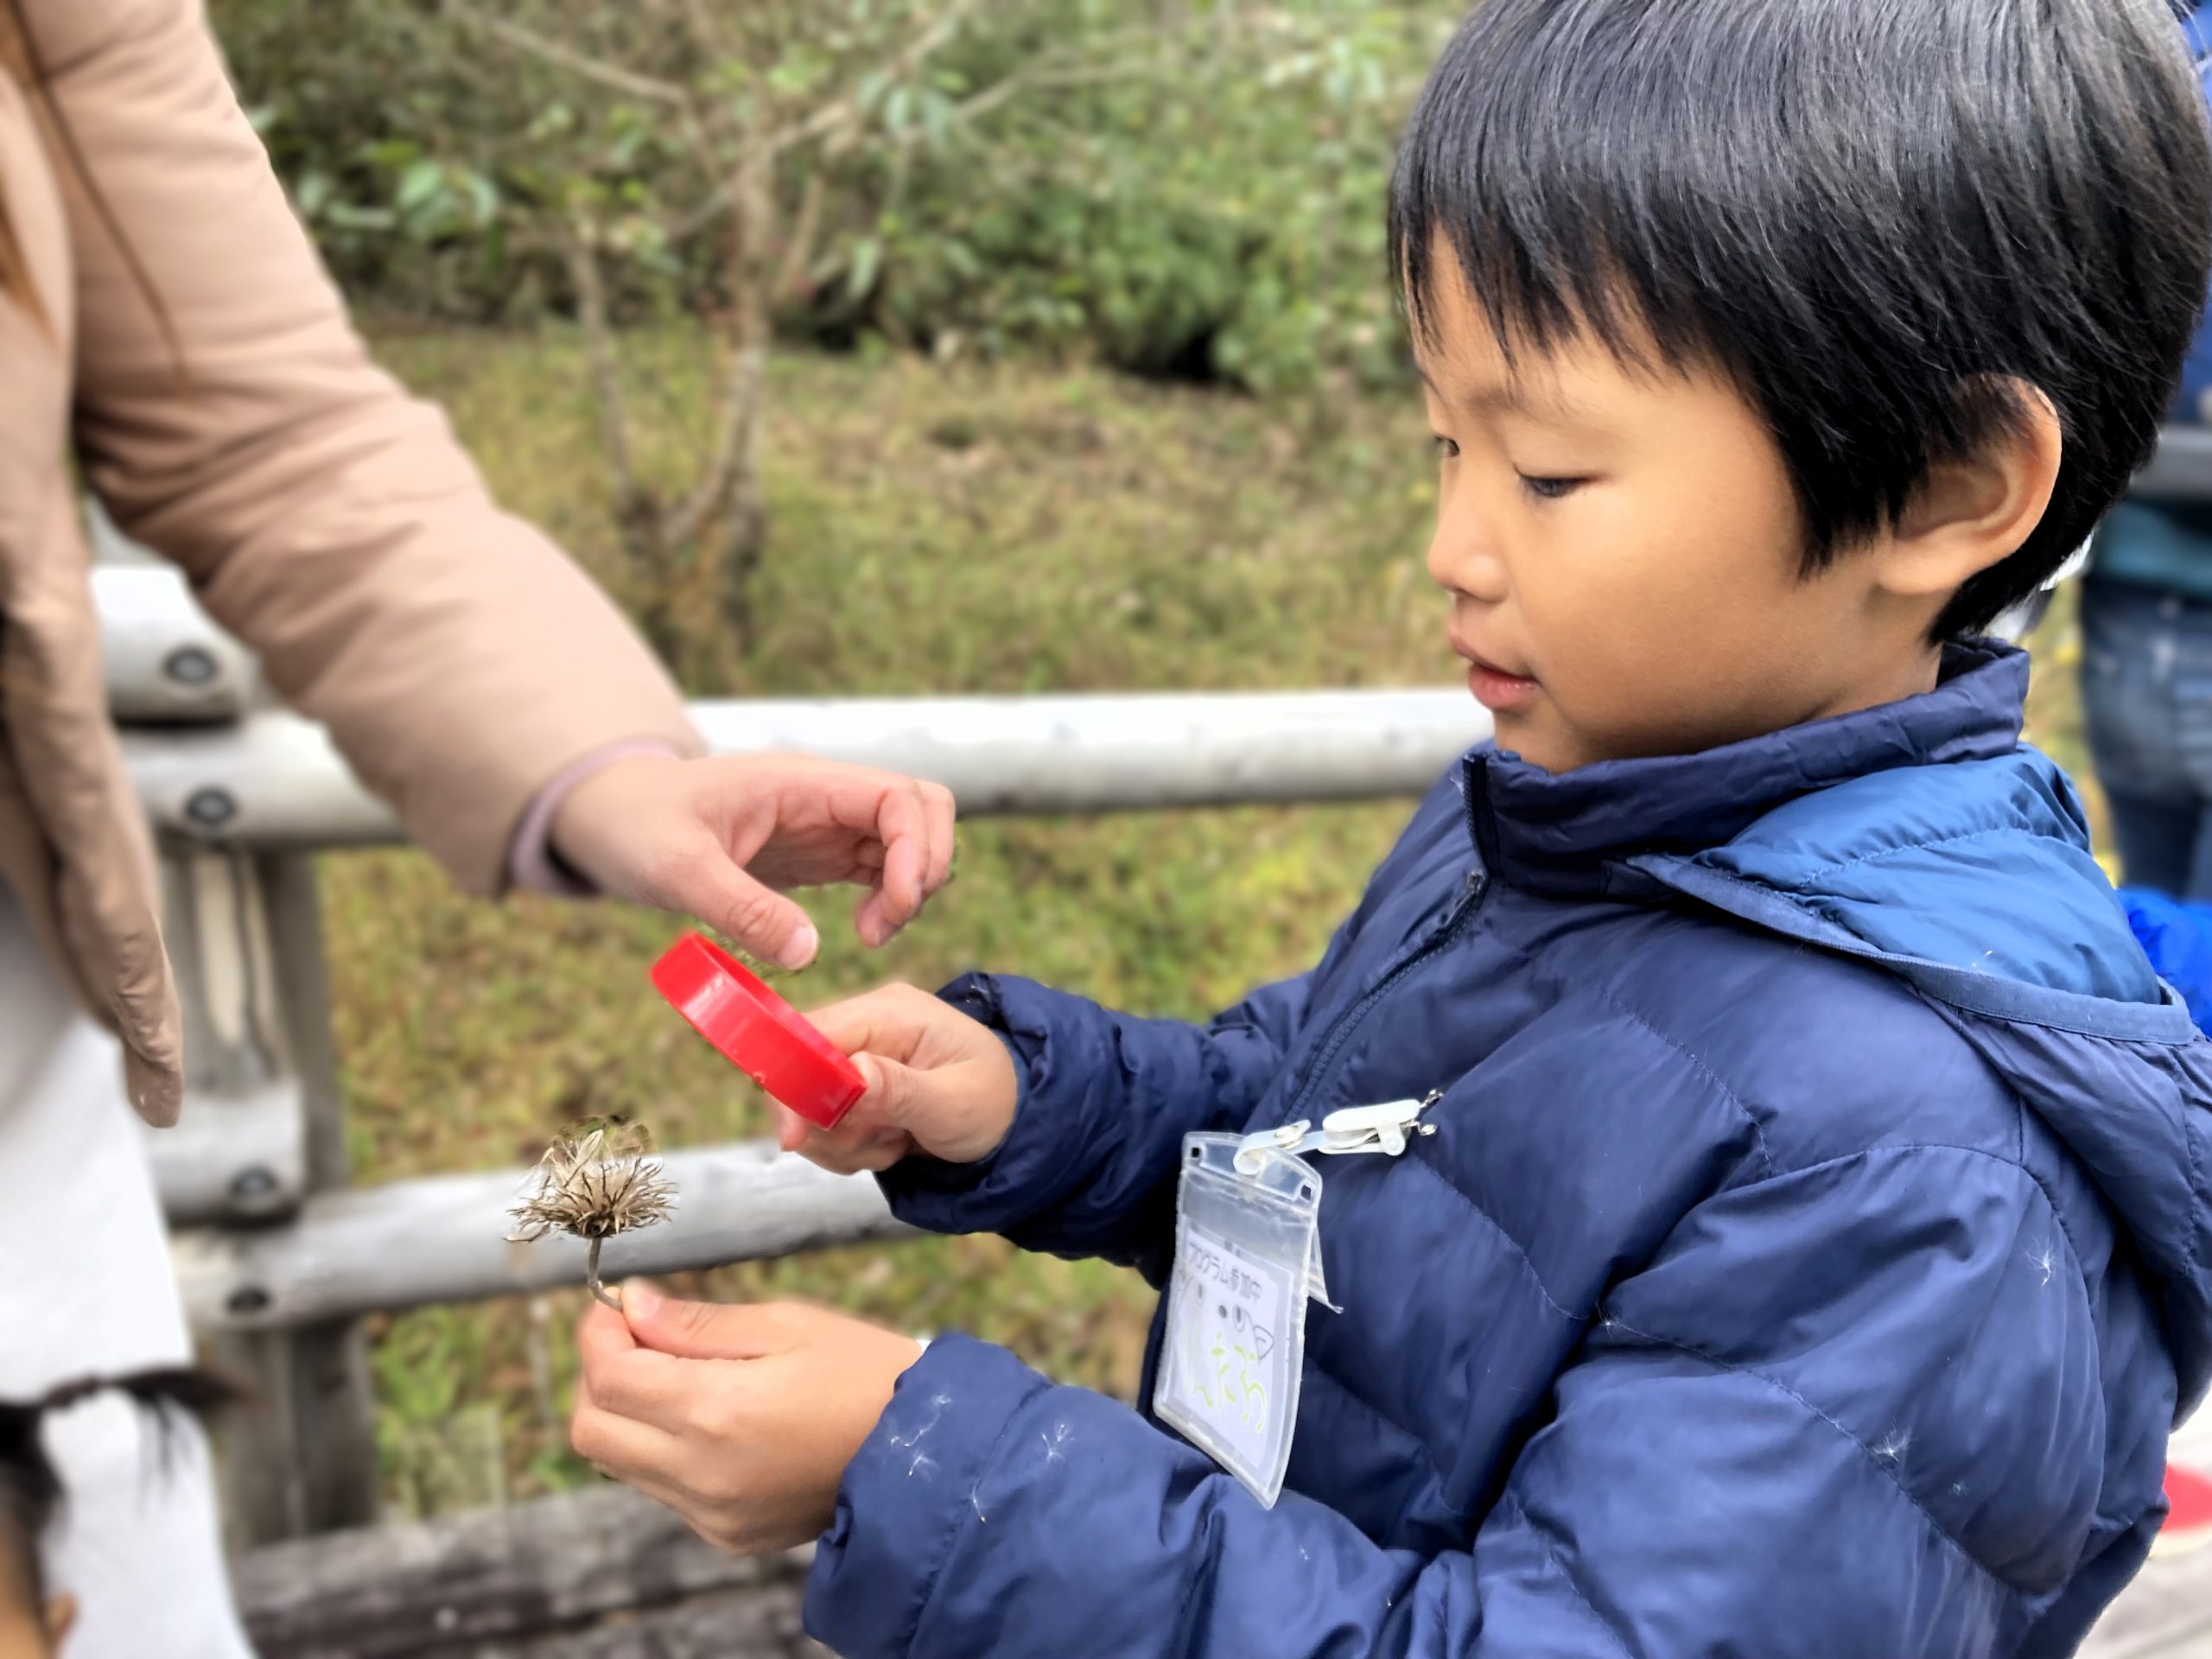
top-left (334, 323), bottom-right (1446, 1513)
top-left (327, 321), bottom-right (2105, 1515)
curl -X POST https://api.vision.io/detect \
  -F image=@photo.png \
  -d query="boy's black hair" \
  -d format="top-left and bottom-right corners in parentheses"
top-left (0, 1370), bottom-right (232, 1612)
top-left (1389, 0), bottom-right (2212, 637)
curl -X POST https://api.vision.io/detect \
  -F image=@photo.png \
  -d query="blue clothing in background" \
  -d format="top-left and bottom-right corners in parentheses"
top-left (2178, 1), bottom-right (2212, 424)
top-left (2077, 6), bottom-right (2212, 893)
top-left (807, 644), bottom-right (2212, 1659)
top-left (2125, 886), bottom-right (2212, 1031)
top-left (2080, 582), bottom-right (2212, 897)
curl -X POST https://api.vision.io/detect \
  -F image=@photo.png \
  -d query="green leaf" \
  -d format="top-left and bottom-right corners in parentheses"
top-left (846, 234), bottom-right (884, 301)
top-left (397, 159), bottom-right (445, 213)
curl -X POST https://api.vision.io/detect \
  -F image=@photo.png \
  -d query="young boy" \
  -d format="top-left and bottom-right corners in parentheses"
top-left (573, 1), bottom-right (2212, 1652)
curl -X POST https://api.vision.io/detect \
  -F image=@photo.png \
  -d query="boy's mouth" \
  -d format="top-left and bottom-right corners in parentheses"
top-left (1455, 642), bottom-right (1541, 714)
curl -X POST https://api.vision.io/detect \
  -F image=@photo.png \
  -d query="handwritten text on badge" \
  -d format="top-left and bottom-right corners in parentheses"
top-left (1165, 1217), bottom-right (1295, 1474)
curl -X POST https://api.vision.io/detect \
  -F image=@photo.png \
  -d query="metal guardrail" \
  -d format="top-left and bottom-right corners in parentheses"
top-left (106, 567), bottom-right (1485, 1230)
top-left (124, 690), bottom-right (1490, 848)
top-left (102, 560), bottom-right (1486, 1343)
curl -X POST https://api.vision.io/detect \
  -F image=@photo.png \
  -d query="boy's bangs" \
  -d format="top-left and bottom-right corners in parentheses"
top-left (1389, 10), bottom-right (1735, 384)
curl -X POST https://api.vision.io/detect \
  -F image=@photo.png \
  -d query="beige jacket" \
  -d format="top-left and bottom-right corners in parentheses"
top-left (0, 0), bottom-right (702, 1127)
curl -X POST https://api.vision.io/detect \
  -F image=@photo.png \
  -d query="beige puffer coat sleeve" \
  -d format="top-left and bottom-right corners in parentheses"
top-left (43, 0), bottom-right (704, 894)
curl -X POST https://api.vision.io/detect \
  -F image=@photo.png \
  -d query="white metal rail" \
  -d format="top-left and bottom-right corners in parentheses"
top-left (102, 563), bottom-right (1487, 1328)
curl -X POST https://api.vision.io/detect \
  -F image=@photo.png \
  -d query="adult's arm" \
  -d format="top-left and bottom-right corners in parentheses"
top-left (45, 0), bottom-right (701, 893)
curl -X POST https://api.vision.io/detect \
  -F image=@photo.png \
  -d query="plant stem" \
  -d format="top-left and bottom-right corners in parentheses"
top-left (586, 1237), bottom-right (620, 1311)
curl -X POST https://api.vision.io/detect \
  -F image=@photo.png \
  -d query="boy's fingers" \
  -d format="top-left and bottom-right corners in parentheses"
top-left (581, 1331), bottom-right (696, 1427)
top-left (787, 1119), bottom-right (910, 1175)
top-left (775, 1106), bottom-right (808, 1154)
top-left (622, 1281), bottom-right (803, 1363)
top-left (808, 990), bottom-right (924, 1065)
top-left (854, 1051), bottom-right (936, 1134)
top-left (570, 1398), bottom-right (686, 1488)
top-left (579, 1299), bottom-right (641, 1361)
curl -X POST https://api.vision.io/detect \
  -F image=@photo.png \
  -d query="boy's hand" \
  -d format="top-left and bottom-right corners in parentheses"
top-left (551, 753), bottom-right (957, 970)
top-left (779, 985), bottom-right (1020, 1173)
top-left (571, 1282), bottom-right (922, 1556)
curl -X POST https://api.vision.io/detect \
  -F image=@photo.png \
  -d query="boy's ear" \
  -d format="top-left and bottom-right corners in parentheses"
top-left (1878, 379), bottom-right (2064, 601)
top-left (43, 1593), bottom-right (74, 1648)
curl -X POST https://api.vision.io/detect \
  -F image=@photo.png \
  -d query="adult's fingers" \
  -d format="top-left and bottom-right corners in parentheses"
top-left (921, 782), bottom-right (957, 896)
top-left (658, 842), bottom-right (818, 971)
top-left (860, 779), bottom-right (931, 944)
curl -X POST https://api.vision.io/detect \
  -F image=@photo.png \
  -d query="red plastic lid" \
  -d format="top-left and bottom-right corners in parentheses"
top-left (651, 933), bottom-right (867, 1128)
top-left (2165, 1463), bottom-right (2212, 1537)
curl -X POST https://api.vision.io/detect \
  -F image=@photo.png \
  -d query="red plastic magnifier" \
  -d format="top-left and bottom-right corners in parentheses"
top-left (650, 932), bottom-right (867, 1128)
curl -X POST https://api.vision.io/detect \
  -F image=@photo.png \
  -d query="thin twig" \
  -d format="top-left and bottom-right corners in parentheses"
top-left (923, 54), bottom-right (1166, 132)
top-left (677, 0), bottom-right (732, 60)
top-left (661, 342), bottom-right (762, 550)
top-left (586, 1238), bottom-right (620, 1311)
top-left (665, 0), bottom-right (981, 244)
top-left (560, 232), bottom-right (645, 520)
top-left (777, 170), bottom-right (828, 302)
top-left (442, 0), bottom-right (695, 108)
top-left (663, 156), bottom-right (773, 550)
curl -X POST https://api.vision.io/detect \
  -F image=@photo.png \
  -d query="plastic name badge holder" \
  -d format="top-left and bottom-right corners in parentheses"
top-left (1156, 1132), bottom-right (1325, 1508)
top-left (651, 932), bottom-right (867, 1129)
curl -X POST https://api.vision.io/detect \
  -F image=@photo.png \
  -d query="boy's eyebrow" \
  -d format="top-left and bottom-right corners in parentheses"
top-left (1414, 359), bottom-right (1591, 424)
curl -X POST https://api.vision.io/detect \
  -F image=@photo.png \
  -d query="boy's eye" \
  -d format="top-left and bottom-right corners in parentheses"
top-left (1517, 473), bottom-right (1586, 501)
top-left (1433, 434), bottom-right (1461, 461)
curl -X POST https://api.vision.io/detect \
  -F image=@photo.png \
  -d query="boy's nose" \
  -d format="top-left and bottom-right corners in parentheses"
top-left (1427, 514), bottom-right (1510, 606)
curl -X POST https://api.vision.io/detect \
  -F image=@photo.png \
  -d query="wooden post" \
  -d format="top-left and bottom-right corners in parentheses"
top-left (234, 1485), bottom-right (827, 1657)
top-left (167, 848), bottom-right (380, 1546)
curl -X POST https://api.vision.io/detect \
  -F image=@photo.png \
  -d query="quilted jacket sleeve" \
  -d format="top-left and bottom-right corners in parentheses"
top-left (874, 771), bottom-right (1474, 1274)
top-left (810, 1141), bottom-right (2132, 1658)
top-left (877, 969), bottom-right (1313, 1277)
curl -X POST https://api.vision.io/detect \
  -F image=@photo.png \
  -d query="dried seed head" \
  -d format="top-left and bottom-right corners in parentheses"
top-left (507, 1118), bottom-right (677, 1245)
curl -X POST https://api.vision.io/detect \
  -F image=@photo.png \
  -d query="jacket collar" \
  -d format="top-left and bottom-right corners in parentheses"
top-left (1463, 640), bottom-right (2029, 891)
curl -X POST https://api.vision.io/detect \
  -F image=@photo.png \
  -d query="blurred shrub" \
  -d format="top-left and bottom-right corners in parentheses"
top-left (211, 0), bottom-right (1452, 392)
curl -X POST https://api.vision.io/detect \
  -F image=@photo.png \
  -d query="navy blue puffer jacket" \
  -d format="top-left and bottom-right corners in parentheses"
top-left (806, 642), bottom-right (2212, 1658)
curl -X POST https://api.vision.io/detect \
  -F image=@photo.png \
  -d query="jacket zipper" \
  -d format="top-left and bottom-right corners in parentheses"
top-left (1281, 863), bottom-right (1491, 1123)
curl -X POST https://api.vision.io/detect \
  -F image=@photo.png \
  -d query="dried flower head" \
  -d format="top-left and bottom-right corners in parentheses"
top-left (507, 1117), bottom-right (677, 1307)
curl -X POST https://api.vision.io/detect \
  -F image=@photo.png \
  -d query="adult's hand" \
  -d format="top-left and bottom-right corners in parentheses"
top-left (551, 753), bottom-right (957, 969)
top-left (572, 1283), bottom-right (922, 1555)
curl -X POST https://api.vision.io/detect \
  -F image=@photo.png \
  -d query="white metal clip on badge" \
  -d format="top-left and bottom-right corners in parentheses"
top-left (1160, 1090), bottom-right (1443, 1508)
top-left (1232, 1091), bottom-right (1443, 1174)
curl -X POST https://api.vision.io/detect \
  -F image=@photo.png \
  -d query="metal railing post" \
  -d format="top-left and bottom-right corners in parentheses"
top-left (164, 846), bottom-right (380, 1546)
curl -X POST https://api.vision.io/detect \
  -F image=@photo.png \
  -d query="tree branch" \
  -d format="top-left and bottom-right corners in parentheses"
top-left (663, 155), bottom-right (774, 550)
top-left (912, 54), bottom-right (1167, 136)
top-left (775, 171), bottom-right (828, 302)
top-left (442, 0), bottom-right (694, 109)
top-left (664, 0), bottom-right (980, 244)
top-left (560, 232), bottom-right (646, 524)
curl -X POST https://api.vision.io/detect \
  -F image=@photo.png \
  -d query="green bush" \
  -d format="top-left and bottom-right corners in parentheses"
top-left (210, 0), bottom-right (1452, 391)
